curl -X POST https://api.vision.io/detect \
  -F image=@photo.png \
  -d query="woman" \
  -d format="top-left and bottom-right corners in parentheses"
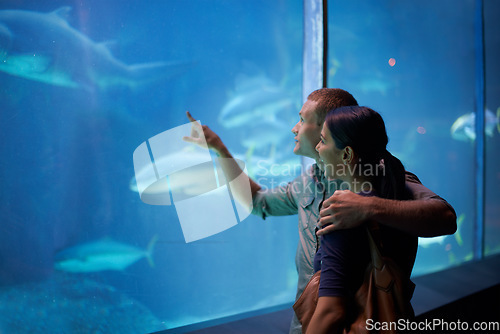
top-left (306, 106), bottom-right (418, 333)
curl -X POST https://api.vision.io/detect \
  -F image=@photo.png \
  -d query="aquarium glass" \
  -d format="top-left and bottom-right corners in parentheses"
top-left (327, 0), bottom-right (478, 276)
top-left (0, 0), bottom-right (303, 332)
top-left (1, 0), bottom-right (498, 332)
top-left (484, 0), bottom-right (500, 256)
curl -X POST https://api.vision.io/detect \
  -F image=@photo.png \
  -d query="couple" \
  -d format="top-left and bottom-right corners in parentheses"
top-left (185, 88), bottom-right (457, 333)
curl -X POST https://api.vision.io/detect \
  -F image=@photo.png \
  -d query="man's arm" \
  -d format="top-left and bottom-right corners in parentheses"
top-left (183, 111), bottom-right (300, 218)
top-left (317, 173), bottom-right (457, 237)
top-left (183, 111), bottom-right (261, 198)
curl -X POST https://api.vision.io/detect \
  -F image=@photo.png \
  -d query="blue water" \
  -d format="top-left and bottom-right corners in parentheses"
top-left (0, 1), bottom-right (302, 332)
top-left (328, 0), bottom-right (500, 273)
top-left (0, 0), bottom-right (499, 333)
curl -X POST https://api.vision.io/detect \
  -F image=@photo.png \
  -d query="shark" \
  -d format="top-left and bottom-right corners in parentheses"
top-left (218, 75), bottom-right (296, 129)
top-left (130, 149), bottom-right (222, 199)
top-left (54, 235), bottom-right (158, 272)
top-left (240, 120), bottom-right (290, 150)
top-left (0, 7), bottom-right (184, 90)
top-left (356, 76), bottom-right (394, 96)
top-left (450, 108), bottom-right (500, 142)
top-left (418, 213), bottom-right (465, 248)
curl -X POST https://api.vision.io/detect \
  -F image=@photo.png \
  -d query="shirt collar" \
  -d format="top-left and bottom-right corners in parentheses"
top-left (311, 163), bottom-right (323, 184)
top-left (311, 163), bottom-right (340, 196)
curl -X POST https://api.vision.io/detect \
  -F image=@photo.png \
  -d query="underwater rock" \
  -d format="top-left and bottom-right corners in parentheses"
top-left (0, 273), bottom-right (165, 333)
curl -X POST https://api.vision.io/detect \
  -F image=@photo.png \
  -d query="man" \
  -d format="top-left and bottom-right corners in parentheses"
top-left (185, 88), bottom-right (456, 334)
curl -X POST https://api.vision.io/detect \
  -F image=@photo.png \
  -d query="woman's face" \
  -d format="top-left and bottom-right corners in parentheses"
top-left (315, 123), bottom-right (345, 180)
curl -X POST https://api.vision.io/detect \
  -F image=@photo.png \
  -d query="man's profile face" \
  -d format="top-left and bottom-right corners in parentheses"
top-left (291, 99), bottom-right (322, 161)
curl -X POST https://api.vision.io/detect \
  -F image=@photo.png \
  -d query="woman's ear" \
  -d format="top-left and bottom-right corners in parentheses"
top-left (343, 146), bottom-right (355, 164)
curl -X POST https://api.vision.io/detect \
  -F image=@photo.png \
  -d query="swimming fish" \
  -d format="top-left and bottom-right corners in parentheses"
top-left (130, 149), bottom-right (222, 199)
top-left (450, 108), bottom-right (500, 142)
top-left (417, 234), bottom-right (447, 248)
top-left (0, 7), bottom-right (184, 90)
top-left (454, 213), bottom-right (465, 247)
top-left (218, 75), bottom-right (295, 128)
top-left (357, 76), bottom-right (393, 95)
top-left (418, 213), bottom-right (465, 248)
top-left (240, 120), bottom-right (290, 152)
top-left (54, 235), bottom-right (158, 272)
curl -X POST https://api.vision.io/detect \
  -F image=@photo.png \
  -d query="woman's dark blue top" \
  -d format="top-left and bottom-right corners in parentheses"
top-left (313, 225), bottom-right (370, 298)
top-left (313, 191), bottom-right (372, 298)
top-left (313, 190), bottom-right (417, 299)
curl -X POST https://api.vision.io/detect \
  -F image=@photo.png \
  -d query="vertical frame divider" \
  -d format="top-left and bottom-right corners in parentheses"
top-left (474, 0), bottom-right (486, 260)
top-left (301, 0), bottom-right (326, 167)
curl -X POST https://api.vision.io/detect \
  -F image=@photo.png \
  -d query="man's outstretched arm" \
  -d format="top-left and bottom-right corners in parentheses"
top-left (183, 111), bottom-right (262, 198)
top-left (183, 111), bottom-right (304, 220)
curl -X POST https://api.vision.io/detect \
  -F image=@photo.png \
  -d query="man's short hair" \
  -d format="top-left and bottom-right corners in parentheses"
top-left (307, 88), bottom-right (358, 124)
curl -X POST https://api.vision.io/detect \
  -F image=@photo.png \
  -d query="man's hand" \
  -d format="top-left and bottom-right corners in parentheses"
top-left (183, 111), bottom-right (228, 156)
top-left (317, 190), bottom-right (372, 236)
top-left (183, 111), bottom-right (262, 197)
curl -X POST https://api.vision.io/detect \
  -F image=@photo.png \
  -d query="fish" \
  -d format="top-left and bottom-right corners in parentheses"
top-left (54, 235), bottom-right (158, 272)
top-left (357, 76), bottom-right (393, 95)
top-left (418, 213), bottom-right (465, 248)
top-left (0, 7), bottom-right (185, 90)
top-left (453, 213), bottom-right (465, 247)
top-left (240, 120), bottom-right (290, 151)
top-left (218, 75), bottom-right (296, 128)
top-left (328, 57), bottom-right (341, 78)
top-left (417, 235), bottom-right (447, 248)
top-left (130, 149), bottom-right (222, 198)
top-left (450, 108), bottom-right (500, 142)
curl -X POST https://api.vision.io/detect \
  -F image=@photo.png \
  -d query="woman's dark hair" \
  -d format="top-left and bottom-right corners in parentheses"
top-left (325, 106), bottom-right (406, 199)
